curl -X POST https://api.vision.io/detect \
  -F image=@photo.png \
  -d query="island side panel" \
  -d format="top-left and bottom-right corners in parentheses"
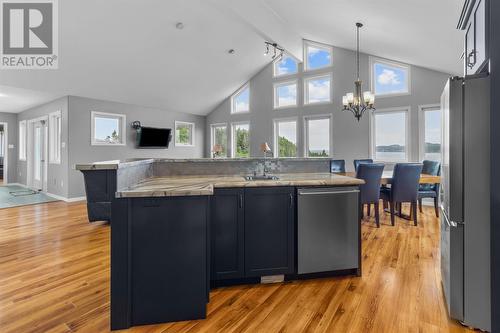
top-left (130, 196), bottom-right (209, 326)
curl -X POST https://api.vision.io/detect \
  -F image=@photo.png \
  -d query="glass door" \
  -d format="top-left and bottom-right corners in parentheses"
top-left (32, 121), bottom-right (46, 191)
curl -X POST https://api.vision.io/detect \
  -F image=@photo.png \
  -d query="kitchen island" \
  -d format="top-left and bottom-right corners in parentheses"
top-left (76, 158), bottom-right (364, 330)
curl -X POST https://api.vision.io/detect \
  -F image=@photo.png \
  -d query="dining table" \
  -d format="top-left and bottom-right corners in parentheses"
top-left (341, 171), bottom-right (441, 185)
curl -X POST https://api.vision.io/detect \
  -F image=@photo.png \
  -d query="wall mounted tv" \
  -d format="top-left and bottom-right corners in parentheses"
top-left (136, 126), bottom-right (172, 148)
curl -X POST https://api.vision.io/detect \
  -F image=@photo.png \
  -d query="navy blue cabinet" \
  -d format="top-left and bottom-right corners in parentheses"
top-left (210, 188), bottom-right (245, 280)
top-left (244, 187), bottom-right (295, 277)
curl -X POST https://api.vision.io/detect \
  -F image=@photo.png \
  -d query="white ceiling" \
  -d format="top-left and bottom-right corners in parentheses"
top-left (0, 0), bottom-right (463, 115)
top-left (263, 0), bottom-right (464, 75)
top-left (0, 85), bottom-right (62, 113)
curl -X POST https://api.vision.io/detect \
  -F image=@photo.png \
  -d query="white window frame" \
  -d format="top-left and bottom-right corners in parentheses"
top-left (273, 54), bottom-right (299, 78)
top-left (231, 83), bottom-right (250, 114)
top-left (273, 117), bottom-right (298, 158)
top-left (210, 123), bottom-right (228, 158)
top-left (303, 114), bottom-right (333, 158)
top-left (90, 111), bottom-right (126, 146)
top-left (273, 80), bottom-right (298, 109)
top-left (369, 106), bottom-right (410, 163)
top-left (174, 121), bottom-right (195, 147)
top-left (18, 120), bottom-right (27, 161)
top-left (231, 121), bottom-right (250, 158)
top-left (304, 73), bottom-right (333, 105)
top-left (418, 104), bottom-right (441, 161)
top-left (48, 110), bottom-right (62, 164)
top-left (303, 40), bottom-right (333, 72)
top-left (369, 56), bottom-right (411, 98)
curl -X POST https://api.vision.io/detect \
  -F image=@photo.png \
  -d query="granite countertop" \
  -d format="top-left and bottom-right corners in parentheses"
top-left (116, 173), bottom-right (365, 198)
top-left (75, 158), bottom-right (155, 170)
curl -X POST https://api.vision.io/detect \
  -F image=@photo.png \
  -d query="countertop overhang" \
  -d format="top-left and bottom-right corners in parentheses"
top-left (116, 173), bottom-right (365, 198)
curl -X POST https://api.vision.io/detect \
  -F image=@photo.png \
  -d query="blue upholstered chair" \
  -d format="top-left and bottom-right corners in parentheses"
top-left (353, 159), bottom-right (373, 171)
top-left (380, 163), bottom-right (423, 226)
top-left (330, 159), bottom-right (346, 173)
top-left (418, 160), bottom-right (441, 217)
top-left (356, 163), bottom-right (385, 227)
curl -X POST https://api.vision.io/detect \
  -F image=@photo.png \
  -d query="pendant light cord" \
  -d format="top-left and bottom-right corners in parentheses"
top-left (356, 24), bottom-right (360, 80)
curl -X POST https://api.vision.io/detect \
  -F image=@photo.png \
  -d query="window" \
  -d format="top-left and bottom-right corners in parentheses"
top-left (91, 111), bottom-right (126, 146)
top-left (49, 111), bottom-right (62, 164)
top-left (210, 123), bottom-right (227, 158)
top-left (231, 84), bottom-right (250, 114)
top-left (19, 120), bottom-right (26, 160)
top-left (274, 119), bottom-right (297, 157)
top-left (370, 108), bottom-right (409, 162)
top-left (304, 115), bottom-right (331, 157)
top-left (175, 121), bottom-right (195, 147)
top-left (273, 55), bottom-right (298, 77)
top-left (304, 74), bottom-right (332, 105)
top-left (304, 41), bottom-right (332, 71)
top-left (231, 122), bottom-right (250, 158)
top-left (274, 80), bottom-right (297, 109)
top-left (419, 105), bottom-right (441, 161)
top-left (370, 57), bottom-right (410, 97)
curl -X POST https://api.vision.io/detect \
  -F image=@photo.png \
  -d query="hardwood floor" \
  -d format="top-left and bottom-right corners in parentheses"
top-left (0, 201), bottom-right (473, 333)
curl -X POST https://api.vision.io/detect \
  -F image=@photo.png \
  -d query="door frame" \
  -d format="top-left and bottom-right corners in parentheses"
top-left (0, 122), bottom-right (8, 184)
top-left (27, 116), bottom-right (48, 192)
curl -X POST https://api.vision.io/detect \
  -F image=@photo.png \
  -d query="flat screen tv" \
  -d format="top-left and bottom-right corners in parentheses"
top-left (137, 127), bottom-right (172, 148)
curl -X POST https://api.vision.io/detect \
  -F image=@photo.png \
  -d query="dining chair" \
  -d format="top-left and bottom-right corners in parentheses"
top-left (380, 163), bottom-right (423, 226)
top-left (418, 160), bottom-right (441, 217)
top-left (330, 159), bottom-right (346, 173)
top-left (353, 159), bottom-right (373, 171)
top-left (356, 163), bottom-right (385, 227)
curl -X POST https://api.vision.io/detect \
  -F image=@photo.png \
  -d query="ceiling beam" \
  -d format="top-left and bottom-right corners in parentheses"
top-left (209, 0), bottom-right (303, 62)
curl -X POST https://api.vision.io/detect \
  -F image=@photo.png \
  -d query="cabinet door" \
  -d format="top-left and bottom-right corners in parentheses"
top-left (210, 188), bottom-right (245, 280)
top-left (244, 187), bottom-right (295, 277)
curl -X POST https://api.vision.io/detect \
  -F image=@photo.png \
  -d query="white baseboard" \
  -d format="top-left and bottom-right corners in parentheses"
top-left (5, 182), bottom-right (28, 187)
top-left (45, 192), bottom-right (86, 203)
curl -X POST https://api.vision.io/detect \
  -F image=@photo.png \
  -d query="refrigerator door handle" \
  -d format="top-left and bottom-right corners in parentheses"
top-left (441, 205), bottom-right (458, 227)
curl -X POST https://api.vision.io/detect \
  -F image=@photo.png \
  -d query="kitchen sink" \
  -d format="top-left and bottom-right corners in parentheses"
top-left (244, 175), bottom-right (280, 181)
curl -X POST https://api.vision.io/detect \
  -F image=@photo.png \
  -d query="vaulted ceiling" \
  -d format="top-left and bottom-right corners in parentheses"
top-left (0, 0), bottom-right (463, 114)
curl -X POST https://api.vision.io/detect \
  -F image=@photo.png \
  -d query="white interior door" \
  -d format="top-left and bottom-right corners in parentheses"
top-left (30, 120), bottom-right (48, 191)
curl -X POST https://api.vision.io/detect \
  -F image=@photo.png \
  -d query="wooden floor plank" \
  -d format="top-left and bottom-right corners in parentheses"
top-left (0, 201), bottom-right (473, 332)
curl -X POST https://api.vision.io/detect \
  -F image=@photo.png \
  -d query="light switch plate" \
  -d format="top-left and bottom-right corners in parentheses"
top-left (8, 144), bottom-right (14, 149)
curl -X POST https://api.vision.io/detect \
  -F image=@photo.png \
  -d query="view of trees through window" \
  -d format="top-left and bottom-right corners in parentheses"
top-left (306, 117), bottom-right (330, 157)
top-left (175, 122), bottom-right (194, 146)
top-left (94, 117), bottom-right (121, 144)
top-left (275, 120), bottom-right (297, 157)
top-left (211, 125), bottom-right (227, 157)
top-left (233, 123), bottom-right (249, 157)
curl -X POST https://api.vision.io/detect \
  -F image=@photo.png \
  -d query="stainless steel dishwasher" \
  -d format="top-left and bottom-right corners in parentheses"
top-left (297, 187), bottom-right (360, 275)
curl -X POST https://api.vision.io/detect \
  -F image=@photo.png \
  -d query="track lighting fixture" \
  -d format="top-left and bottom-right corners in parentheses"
top-left (264, 41), bottom-right (285, 61)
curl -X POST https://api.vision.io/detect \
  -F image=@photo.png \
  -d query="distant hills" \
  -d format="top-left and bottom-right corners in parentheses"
top-left (376, 143), bottom-right (440, 153)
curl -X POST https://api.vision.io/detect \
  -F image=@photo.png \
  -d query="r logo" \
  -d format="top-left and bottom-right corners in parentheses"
top-left (2, 2), bottom-right (53, 54)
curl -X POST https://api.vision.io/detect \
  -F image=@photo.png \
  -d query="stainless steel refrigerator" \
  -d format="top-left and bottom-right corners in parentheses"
top-left (440, 74), bottom-right (490, 331)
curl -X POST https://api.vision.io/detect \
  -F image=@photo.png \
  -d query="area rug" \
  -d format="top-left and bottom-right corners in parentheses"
top-left (0, 185), bottom-right (58, 209)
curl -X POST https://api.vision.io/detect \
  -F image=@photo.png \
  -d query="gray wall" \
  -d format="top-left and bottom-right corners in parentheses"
top-left (67, 96), bottom-right (206, 198)
top-left (206, 46), bottom-right (450, 171)
top-left (0, 112), bottom-right (18, 183)
top-left (17, 97), bottom-right (69, 197)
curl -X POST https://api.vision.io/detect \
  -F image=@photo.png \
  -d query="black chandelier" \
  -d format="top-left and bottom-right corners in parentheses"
top-left (342, 22), bottom-right (375, 121)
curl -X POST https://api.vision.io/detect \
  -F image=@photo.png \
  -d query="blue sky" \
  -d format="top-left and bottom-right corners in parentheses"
top-left (234, 86), bottom-right (250, 112)
top-left (277, 83), bottom-right (297, 107)
top-left (277, 121), bottom-right (296, 144)
top-left (307, 77), bottom-right (330, 103)
top-left (275, 56), bottom-right (298, 76)
top-left (307, 45), bottom-right (331, 70)
top-left (374, 63), bottom-right (408, 95)
top-left (95, 117), bottom-right (119, 140)
top-left (307, 118), bottom-right (329, 151)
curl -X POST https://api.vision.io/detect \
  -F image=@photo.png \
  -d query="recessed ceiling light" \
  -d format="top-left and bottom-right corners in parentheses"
top-left (228, 49), bottom-right (235, 54)
top-left (175, 22), bottom-right (184, 30)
